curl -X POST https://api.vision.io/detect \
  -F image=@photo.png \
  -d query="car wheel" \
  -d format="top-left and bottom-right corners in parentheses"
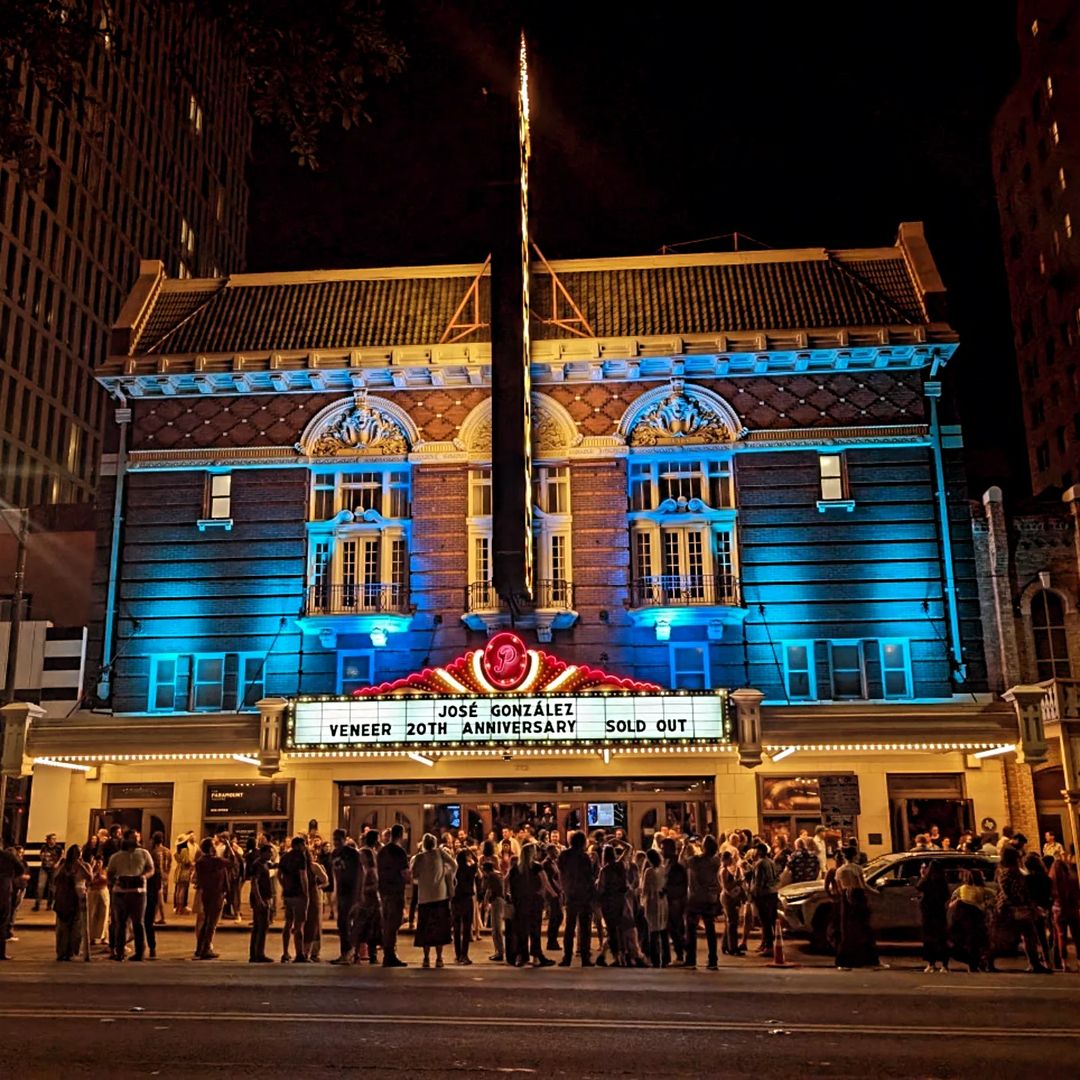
top-left (809, 903), bottom-right (835, 954)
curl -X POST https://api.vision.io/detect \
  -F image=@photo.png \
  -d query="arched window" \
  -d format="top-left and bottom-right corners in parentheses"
top-left (1031, 589), bottom-right (1070, 679)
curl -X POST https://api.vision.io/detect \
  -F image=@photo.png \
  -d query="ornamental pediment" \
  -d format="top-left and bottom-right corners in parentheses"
top-left (297, 392), bottom-right (417, 457)
top-left (620, 380), bottom-right (745, 447)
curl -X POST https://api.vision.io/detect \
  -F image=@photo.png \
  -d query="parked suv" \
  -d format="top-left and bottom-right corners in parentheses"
top-left (778, 850), bottom-right (999, 949)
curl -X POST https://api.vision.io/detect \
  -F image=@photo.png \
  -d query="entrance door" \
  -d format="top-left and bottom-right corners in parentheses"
top-left (342, 803), bottom-right (417, 850)
top-left (90, 806), bottom-right (170, 844)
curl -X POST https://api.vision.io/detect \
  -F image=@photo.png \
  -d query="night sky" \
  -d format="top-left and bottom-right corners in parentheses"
top-left (247, 2), bottom-right (1023, 495)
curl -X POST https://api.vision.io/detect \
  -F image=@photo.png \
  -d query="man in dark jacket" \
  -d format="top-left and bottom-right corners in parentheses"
top-left (556, 831), bottom-right (595, 966)
top-left (662, 838), bottom-right (689, 964)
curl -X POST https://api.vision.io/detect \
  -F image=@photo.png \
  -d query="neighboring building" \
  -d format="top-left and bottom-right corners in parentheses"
top-left (991, 0), bottom-right (1080, 494)
top-left (0, 0), bottom-right (250, 507)
top-left (15, 224), bottom-right (1047, 861)
top-left (975, 484), bottom-right (1080, 854)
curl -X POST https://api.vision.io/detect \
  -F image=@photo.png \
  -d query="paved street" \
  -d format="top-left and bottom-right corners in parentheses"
top-left (1, 910), bottom-right (1078, 1078)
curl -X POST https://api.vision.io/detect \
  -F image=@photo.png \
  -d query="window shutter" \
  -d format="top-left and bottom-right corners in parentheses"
top-left (813, 641), bottom-right (831, 699)
top-left (863, 640), bottom-right (883, 699)
top-left (223, 653), bottom-right (240, 710)
top-left (174, 654), bottom-right (192, 712)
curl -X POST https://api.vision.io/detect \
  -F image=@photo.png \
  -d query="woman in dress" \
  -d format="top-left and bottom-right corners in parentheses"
top-left (990, 845), bottom-right (1050, 974)
top-left (52, 844), bottom-right (91, 961)
top-left (719, 849), bottom-right (746, 956)
top-left (833, 847), bottom-right (879, 968)
top-left (597, 845), bottom-right (630, 966)
top-left (915, 859), bottom-right (950, 972)
top-left (508, 842), bottom-right (555, 967)
top-left (410, 833), bottom-right (456, 968)
top-left (173, 833), bottom-right (194, 915)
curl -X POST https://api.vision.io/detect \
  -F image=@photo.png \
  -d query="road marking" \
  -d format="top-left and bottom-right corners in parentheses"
top-left (0, 1008), bottom-right (1078, 1040)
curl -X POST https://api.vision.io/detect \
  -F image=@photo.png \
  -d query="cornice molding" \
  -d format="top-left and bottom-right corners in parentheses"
top-left (96, 336), bottom-right (957, 399)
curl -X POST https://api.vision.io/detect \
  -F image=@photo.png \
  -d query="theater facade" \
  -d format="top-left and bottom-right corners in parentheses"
top-left (10, 224), bottom-right (1055, 854)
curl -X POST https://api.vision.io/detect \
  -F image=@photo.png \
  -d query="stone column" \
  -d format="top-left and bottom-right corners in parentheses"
top-left (982, 487), bottom-right (1022, 690)
top-left (1001, 685), bottom-right (1049, 839)
top-left (256, 696), bottom-right (288, 777)
top-left (730, 687), bottom-right (764, 769)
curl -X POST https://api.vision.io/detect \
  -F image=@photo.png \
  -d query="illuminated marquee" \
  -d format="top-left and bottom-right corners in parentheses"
top-left (288, 632), bottom-right (729, 750)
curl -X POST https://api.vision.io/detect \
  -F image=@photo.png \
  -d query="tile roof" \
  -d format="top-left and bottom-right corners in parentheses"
top-left (121, 244), bottom-right (937, 359)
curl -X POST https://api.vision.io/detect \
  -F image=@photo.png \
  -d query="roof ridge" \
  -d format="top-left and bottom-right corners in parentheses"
top-left (145, 280), bottom-right (230, 355)
top-left (823, 251), bottom-right (920, 325)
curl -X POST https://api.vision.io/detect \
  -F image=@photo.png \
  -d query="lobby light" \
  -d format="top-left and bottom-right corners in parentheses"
top-left (233, 754), bottom-right (261, 767)
top-left (33, 758), bottom-right (91, 772)
top-left (770, 746), bottom-right (797, 762)
top-left (602, 748), bottom-right (611, 765)
top-left (408, 752), bottom-right (435, 767)
top-left (973, 744), bottom-right (1015, 759)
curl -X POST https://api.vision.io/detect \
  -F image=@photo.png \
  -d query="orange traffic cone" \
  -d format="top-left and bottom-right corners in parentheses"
top-left (768, 918), bottom-right (795, 967)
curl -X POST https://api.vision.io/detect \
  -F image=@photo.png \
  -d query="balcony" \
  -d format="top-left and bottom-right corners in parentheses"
top-left (462, 579), bottom-right (578, 640)
top-left (1038, 678), bottom-right (1080, 725)
top-left (295, 583), bottom-right (414, 649)
top-left (625, 573), bottom-right (747, 641)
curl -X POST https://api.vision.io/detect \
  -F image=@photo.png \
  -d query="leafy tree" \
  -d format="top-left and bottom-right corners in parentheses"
top-left (0, 0), bottom-right (405, 184)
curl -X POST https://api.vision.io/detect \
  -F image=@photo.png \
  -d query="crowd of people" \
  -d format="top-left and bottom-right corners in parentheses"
top-left (1, 819), bottom-right (1078, 975)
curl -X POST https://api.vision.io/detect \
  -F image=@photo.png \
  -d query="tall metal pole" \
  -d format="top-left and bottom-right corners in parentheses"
top-left (2, 508), bottom-right (29, 705)
top-left (1, 506), bottom-right (29, 846)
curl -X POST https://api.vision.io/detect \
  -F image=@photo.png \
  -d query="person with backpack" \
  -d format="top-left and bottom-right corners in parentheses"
top-left (750, 842), bottom-right (780, 956)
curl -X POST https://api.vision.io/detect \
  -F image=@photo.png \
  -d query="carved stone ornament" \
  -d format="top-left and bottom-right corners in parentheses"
top-left (628, 380), bottom-right (739, 446)
top-left (309, 391), bottom-right (410, 456)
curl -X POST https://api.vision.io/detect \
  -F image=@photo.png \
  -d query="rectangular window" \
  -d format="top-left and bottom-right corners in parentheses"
top-left (535, 465), bottom-right (569, 513)
top-left (1067, 213), bottom-right (1074, 239)
top-left (192, 655), bottom-right (225, 711)
top-left (151, 656), bottom-right (178, 712)
top-left (339, 652), bottom-right (373, 695)
top-left (206, 472), bottom-right (231, 518)
top-left (1051, 121), bottom-right (1060, 145)
top-left (239, 656), bottom-right (264, 709)
top-left (818, 454), bottom-right (846, 501)
top-left (783, 643), bottom-right (815, 699)
top-left (474, 534), bottom-right (491, 583)
top-left (830, 642), bottom-right (866, 699)
top-left (1047, 75), bottom-right (1054, 99)
top-left (469, 468), bottom-right (492, 516)
top-left (1060, 167), bottom-right (1067, 191)
top-left (880, 641), bottom-right (911, 699)
top-left (670, 644), bottom-right (709, 690)
top-left (629, 459), bottom-right (733, 510)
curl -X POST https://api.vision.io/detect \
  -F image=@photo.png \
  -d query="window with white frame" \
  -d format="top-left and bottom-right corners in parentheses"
top-left (205, 472), bottom-right (231, 519)
top-left (783, 642), bottom-right (815, 699)
top-left (880, 640), bottom-right (911, 699)
top-left (467, 467), bottom-right (495, 607)
top-left (149, 653), bottom-right (264, 713)
top-left (818, 454), bottom-right (847, 501)
top-left (533, 464), bottom-right (572, 605)
top-left (629, 459), bottom-right (734, 511)
top-left (338, 652), bottom-right (374, 695)
top-left (628, 454), bottom-right (738, 607)
top-left (670, 643), bottom-right (710, 689)
top-left (307, 467), bottom-right (410, 614)
top-left (829, 641), bottom-right (866, 699)
top-left (1031, 589), bottom-right (1071, 679)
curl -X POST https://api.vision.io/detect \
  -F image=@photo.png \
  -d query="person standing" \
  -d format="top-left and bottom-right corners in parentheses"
top-left (557, 830), bottom-right (595, 967)
top-left (480, 845), bottom-right (506, 962)
top-left (834, 847), bottom-right (879, 969)
top-left (452, 847), bottom-right (478, 964)
top-left (750, 841), bottom-right (780, 956)
top-left (192, 837), bottom-right (232, 961)
top-left (990, 845), bottom-right (1050, 974)
top-left (948, 867), bottom-right (992, 972)
top-left (52, 844), bottom-right (91, 961)
top-left (1049, 855), bottom-right (1080, 972)
top-left (143, 832), bottom-right (167, 960)
top-left (683, 834), bottom-right (721, 970)
top-left (641, 848), bottom-right (669, 968)
top-left (248, 843), bottom-right (274, 962)
top-left (303, 841), bottom-right (329, 961)
top-left (915, 859), bottom-right (950, 972)
top-left (376, 823), bottom-right (409, 968)
top-left (410, 832), bottom-right (456, 969)
top-left (0, 845), bottom-right (28, 960)
top-left (86, 846), bottom-right (109, 947)
top-left (1023, 851), bottom-right (1055, 970)
top-left (352, 830), bottom-right (381, 964)
top-left (154, 838), bottom-right (172, 925)
top-left (173, 833), bottom-right (194, 915)
top-left (661, 838), bottom-right (688, 964)
top-left (34, 833), bottom-right (63, 911)
top-left (106, 829), bottom-right (154, 962)
top-left (277, 836), bottom-right (310, 963)
top-left (541, 843), bottom-right (564, 953)
top-left (329, 829), bottom-right (361, 964)
top-left (719, 849), bottom-right (747, 956)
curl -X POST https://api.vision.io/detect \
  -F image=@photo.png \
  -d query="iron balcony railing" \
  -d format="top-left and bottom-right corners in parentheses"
top-left (306, 582), bottom-right (411, 616)
top-left (465, 579), bottom-right (575, 612)
top-left (628, 573), bottom-right (742, 609)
